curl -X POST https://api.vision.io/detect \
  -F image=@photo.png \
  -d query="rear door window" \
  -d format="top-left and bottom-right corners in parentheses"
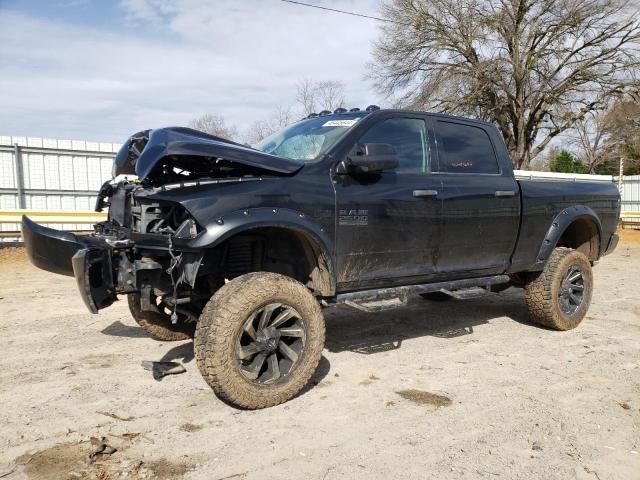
top-left (436, 121), bottom-right (500, 174)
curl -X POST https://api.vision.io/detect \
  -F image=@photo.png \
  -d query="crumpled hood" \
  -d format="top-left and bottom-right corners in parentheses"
top-left (113, 127), bottom-right (304, 181)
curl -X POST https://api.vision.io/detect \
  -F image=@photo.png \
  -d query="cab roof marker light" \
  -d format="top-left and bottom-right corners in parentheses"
top-left (349, 107), bottom-right (360, 112)
top-left (319, 110), bottom-right (331, 116)
top-left (307, 113), bottom-right (319, 118)
top-left (365, 105), bottom-right (381, 112)
top-left (334, 107), bottom-right (347, 114)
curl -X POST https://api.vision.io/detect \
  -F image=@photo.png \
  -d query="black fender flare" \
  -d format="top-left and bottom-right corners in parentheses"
top-left (534, 205), bottom-right (602, 267)
top-left (186, 207), bottom-right (335, 294)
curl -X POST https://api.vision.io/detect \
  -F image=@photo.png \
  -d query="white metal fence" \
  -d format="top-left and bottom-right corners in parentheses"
top-left (0, 135), bottom-right (639, 238)
top-left (0, 135), bottom-right (120, 235)
top-left (620, 175), bottom-right (640, 212)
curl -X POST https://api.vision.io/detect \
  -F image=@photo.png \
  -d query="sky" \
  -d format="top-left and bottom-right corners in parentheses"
top-left (0, 0), bottom-right (384, 143)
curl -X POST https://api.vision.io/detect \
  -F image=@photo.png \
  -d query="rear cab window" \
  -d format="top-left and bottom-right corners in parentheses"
top-left (434, 120), bottom-right (500, 174)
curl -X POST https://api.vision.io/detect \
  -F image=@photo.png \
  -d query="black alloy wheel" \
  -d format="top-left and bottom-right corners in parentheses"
top-left (236, 303), bottom-right (307, 384)
top-left (194, 272), bottom-right (325, 409)
top-left (557, 265), bottom-right (585, 315)
top-left (524, 247), bottom-right (593, 331)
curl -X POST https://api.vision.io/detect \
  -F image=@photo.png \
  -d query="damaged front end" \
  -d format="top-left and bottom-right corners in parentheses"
top-left (23, 126), bottom-right (303, 320)
top-left (22, 217), bottom-right (118, 313)
top-left (112, 126), bottom-right (302, 186)
top-left (23, 183), bottom-right (208, 319)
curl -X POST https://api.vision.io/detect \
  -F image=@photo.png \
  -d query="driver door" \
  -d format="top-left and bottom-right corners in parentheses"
top-left (334, 115), bottom-right (443, 291)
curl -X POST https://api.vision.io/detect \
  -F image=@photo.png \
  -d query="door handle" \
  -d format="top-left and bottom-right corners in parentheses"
top-left (413, 189), bottom-right (438, 198)
top-left (495, 190), bottom-right (516, 197)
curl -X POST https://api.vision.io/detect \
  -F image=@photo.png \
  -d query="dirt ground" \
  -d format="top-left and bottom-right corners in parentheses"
top-left (0, 232), bottom-right (639, 480)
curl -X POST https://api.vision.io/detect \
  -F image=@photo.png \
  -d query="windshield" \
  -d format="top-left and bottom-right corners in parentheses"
top-left (254, 113), bottom-right (365, 161)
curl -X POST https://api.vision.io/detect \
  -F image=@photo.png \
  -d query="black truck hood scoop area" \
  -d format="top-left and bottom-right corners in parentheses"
top-left (113, 127), bottom-right (304, 184)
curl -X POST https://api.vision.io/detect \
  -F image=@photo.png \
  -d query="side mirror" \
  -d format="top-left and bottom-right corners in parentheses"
top-left (337, 143), bottom-right (399, 175)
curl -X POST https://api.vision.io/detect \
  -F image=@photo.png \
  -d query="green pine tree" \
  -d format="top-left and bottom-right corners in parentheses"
top-left (550, 150), bottom-right (588, 174)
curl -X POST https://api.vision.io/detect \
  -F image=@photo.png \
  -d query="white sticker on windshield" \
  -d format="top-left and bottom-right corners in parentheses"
top-left (322, 119), bottom-right (359, 127)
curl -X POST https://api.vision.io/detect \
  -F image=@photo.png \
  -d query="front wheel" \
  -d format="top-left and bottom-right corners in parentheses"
top-left (128, 293), bottom-right (196, 341)
top-left (524, 247), bottom-right (593, 330)
top-left (194, 272), bottom-right (325, 409)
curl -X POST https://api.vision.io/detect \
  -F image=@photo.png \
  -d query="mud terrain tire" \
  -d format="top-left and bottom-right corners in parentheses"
top-left (128, 293), bottom-right (195, 341)
top-left (524, 247), bottom-right (593, 330)
top-left (195, 272), bottom-right (325, 409)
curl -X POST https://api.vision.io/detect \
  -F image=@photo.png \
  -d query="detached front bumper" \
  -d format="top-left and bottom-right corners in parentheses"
top-left (22, 216), bottom-right (117, 313)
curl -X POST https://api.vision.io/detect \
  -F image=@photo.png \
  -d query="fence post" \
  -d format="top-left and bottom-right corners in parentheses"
top-left (618, 156), bottom-right (624, 196)
top-left (13, 143), bottom-right (26, 210)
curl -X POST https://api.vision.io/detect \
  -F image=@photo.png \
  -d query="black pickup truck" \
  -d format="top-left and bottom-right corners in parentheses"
top-left (22, 107), bottom-right (620, 409)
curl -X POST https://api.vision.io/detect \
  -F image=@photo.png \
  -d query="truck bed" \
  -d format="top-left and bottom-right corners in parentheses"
top-left (509, 178), bottom-right (620, 272)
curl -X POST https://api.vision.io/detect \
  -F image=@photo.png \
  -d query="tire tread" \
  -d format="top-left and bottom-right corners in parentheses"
top-left (128, 294), bottom-right (194, 341)
top-left (194, 272), bottom-right (325, 409)
top-left (524, 247), bottom-right (592, 331)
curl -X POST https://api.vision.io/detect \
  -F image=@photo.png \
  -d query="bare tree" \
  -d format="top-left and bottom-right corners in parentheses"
top-left (372, 0), bottom-right (640, 169)
top-left (296, 78), bottom-right (317, 116)
top-left (601, 99), bottom-right (640, 173)
top-left (296, 79), bottom-right (346, 115)
top-left (189, 113), bottom-right (238, 140)
top-left (568, 97), bottom-right (640, 173)
top-left (570, 109), bottom-right (612, 173)
top-left (315, 80), bottom-right (346, 112)
top-left (244, 106), bottom-right (295, 145)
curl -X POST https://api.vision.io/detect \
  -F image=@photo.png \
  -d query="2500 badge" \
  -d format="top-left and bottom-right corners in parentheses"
top-left (339, 209), bottom-right (368, 226)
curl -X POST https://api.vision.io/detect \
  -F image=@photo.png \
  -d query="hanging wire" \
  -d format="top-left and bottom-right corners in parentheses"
top-left (279, 0), bottom-right (411, 26)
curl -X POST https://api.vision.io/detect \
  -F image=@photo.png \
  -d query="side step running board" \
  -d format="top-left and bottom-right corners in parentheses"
top-left (329, 275), bottom-right (510, 306)
top-left (344, 297), bottom-right (407, 313)
top-left (440, 286), bottom-right (490, 300)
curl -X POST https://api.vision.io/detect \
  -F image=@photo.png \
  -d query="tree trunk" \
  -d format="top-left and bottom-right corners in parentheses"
top-left (512, 141), bottom-right (531, 170)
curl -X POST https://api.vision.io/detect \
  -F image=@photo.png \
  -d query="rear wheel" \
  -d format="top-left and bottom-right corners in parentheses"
top-left (524, 247), bottom-right (593, 330)
top-left (195, 272), bottom-right (325, 409)
top-left (128, 293), bottom-right (195, 341)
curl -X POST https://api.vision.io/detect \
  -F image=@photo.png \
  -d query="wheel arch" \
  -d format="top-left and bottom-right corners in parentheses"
top-left (188, 208), bottom-right (335, 296)
top-left (535, 206), bottom-right (602, 267)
